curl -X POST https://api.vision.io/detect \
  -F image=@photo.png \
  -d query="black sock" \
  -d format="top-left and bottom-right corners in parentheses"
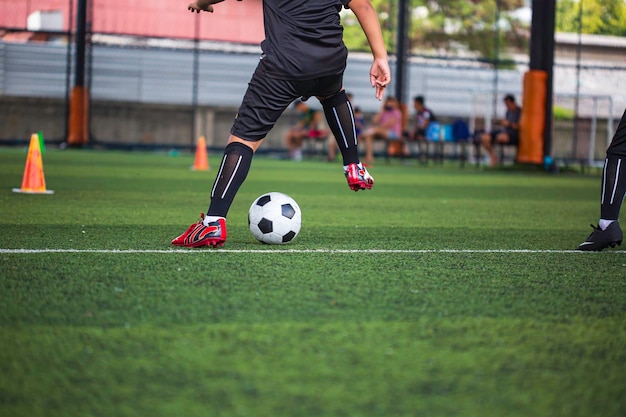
top-left (600, 155), bottom-right (625, 221)
top-left (207, 142), bottom-right (254, 218)
top-left (321, 90), bottom-right (359, 166)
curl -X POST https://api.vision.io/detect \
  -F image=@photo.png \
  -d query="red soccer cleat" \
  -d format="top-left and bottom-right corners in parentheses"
top-left (171, 213), bottom-right (227, 248)
top-left (345, 162), bottom-right (374, 191)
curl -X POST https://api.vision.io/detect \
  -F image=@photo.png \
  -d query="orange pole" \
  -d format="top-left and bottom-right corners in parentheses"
top-left (67, 86), bottom-right (89, 146)
top-left (517, 70), bottom-right (547, 164)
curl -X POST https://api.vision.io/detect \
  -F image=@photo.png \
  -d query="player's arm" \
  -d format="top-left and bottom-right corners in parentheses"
top-left (347, 0), bottom-right (390, 100)
top-left (188, 0), bottom-right (240, 14)
top-left (501, 113), bottom-right (519, 130)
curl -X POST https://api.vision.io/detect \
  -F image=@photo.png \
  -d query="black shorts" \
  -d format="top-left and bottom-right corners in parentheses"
top-left (231, 59), bottom-right (344, 142)
top-left (490, 129), bottom-right (519, 145)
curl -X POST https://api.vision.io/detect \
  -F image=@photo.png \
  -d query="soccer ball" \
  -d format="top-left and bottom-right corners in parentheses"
top-left (248, 192), bottom-right (302, 244)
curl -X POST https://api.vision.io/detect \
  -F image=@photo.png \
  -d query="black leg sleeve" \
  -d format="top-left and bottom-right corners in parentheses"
top-left (321, 90), bottom-right (360, 166)
top-left (207, 142), bottom-right (254, 218)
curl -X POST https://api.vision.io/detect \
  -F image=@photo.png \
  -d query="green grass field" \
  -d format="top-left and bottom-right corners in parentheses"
top-left (1, 147), bottom-right (624, 417)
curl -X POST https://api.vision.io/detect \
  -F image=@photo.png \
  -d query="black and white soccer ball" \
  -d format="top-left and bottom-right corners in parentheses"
top-left (248, 192), bottom-right (302, 244)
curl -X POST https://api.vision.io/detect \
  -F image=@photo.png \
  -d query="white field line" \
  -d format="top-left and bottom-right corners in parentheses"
top-left (1, 248), bottom-right (625, 254)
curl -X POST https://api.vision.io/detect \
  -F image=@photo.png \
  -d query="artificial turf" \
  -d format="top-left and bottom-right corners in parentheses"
top-left (0, 147), bottom-right (624, 417)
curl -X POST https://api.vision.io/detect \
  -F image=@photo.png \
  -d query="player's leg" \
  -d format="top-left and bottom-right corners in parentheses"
top-left (172, 63), bottom-right (295, 247)
top-left (171, 136), bottom-right (258, 248)
top-left (319, 89), bottom-right (359, 166)
top-left (317, 86), bottom-right (374, 191)
top-left (601, 111), bottom-right (626, 224)
top-left (579, 109), bottom-right (626, 251)
top-left (206, 137), bottom-right (258, 217)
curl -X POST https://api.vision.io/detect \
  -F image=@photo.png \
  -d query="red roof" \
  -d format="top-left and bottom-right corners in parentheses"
top-left (0, 0), bottom-right (265, 44)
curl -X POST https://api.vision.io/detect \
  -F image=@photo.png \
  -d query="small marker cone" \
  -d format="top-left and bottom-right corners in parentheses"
top-left (192, 136), bottom-right (209, 171)
top-left (12, 133), bottom-right (54, 194)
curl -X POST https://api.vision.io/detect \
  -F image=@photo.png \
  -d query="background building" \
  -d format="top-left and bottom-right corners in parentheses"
top-left (0, 0), bottom-right (264, 44)
top-left (1, 0), bottom-right (624, 165)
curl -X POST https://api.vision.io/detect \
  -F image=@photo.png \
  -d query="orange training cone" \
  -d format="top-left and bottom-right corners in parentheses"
top-left (192, 136), bottom-right (209, 171)
top-left (12, 133), bottom-right (54, 194)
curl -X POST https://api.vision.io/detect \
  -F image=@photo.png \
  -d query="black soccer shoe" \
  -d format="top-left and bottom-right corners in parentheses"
top-left (578, 222), bottom-right (623, 251)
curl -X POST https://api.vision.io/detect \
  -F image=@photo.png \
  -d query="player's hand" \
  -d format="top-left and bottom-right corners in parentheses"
top-left (370, 58), bottom-right (391, 101)
top-left (188, 2), bottom-right (215, 13)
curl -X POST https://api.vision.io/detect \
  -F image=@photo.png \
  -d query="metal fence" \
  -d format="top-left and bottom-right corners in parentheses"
top-left (1, 38), bottom-right (625, 163)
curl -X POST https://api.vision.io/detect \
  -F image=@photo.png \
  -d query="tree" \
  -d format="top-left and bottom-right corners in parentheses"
top-left (341, 0), bottom-right (397, 52)
top-left (341, 0), bottom-right (528, 64)
top-left (415, 0), bottom-right (526, 63)
top-left (555, 0), bottom-right (626, 36)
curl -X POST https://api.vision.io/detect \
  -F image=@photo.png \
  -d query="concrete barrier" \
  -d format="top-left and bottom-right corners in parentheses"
top-left (0, 96), bottom-right (295, 151)
top-left (0, 96), bottom-right (614, 165)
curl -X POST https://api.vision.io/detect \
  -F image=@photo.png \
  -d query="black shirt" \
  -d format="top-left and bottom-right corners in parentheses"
top-left (260, 0), bottom-right (351, 80)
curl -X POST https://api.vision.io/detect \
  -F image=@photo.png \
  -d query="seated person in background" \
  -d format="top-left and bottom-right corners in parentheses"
top-left (480, 94), bottom-right (522, 166)
top-left (411, 95), bottom-right (437, 160)
top-left (360, 96), bottom-right (403, 163)
top-left (412, 95), bottom-right (436, 142)
top-left (284, 99), bottom-right (325, 161)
